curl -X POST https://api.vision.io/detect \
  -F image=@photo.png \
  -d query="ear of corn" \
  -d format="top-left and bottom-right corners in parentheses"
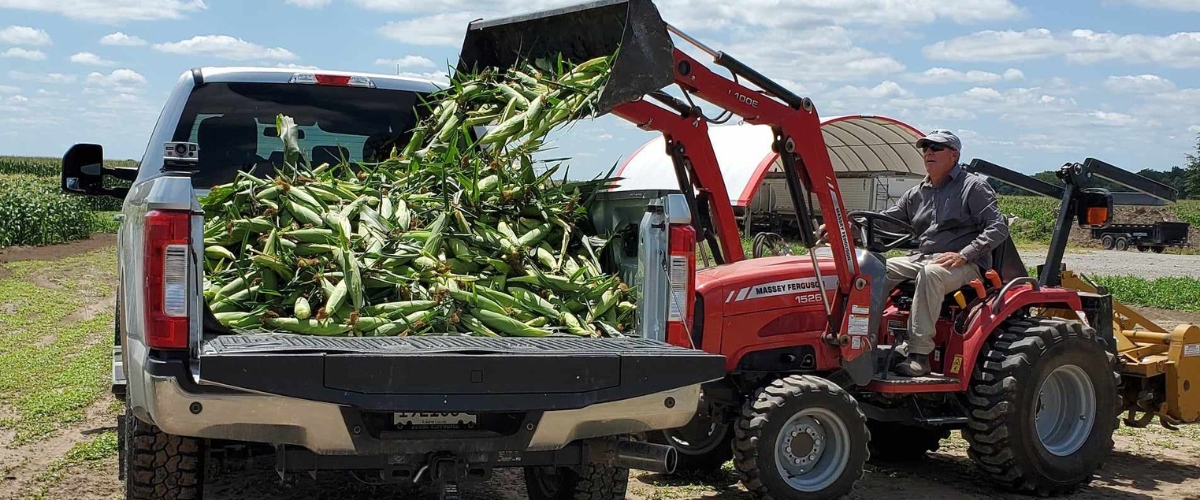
top-left (200, 53), bottom-right (640, 339)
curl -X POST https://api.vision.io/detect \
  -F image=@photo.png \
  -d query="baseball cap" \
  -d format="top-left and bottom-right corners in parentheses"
top-left (916, 129), bottom-right (961, 151)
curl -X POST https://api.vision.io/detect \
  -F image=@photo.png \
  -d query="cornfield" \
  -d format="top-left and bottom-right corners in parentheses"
top-left (0, 175), bottom-right (96, 248)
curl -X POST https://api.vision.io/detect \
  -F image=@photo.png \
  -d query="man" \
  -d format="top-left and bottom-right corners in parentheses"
top-left (878, 129), bottom-right (1010, 376)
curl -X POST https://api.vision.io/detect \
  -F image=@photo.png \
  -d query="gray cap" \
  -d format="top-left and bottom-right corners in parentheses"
top-left (916, 129), bottom-right (961, 151)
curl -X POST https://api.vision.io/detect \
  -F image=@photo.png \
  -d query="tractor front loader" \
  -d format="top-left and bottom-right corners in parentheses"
top-left (970, 159), bottom-right (1200, 432)
top-left (455, 1), bottom-right (1190, 499)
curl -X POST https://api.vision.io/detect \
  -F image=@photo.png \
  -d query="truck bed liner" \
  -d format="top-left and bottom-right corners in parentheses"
top-left (197, 334), bottom-right (724, 412)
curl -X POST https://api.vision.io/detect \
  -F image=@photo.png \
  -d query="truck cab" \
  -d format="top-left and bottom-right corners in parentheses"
top-left (61, 66), bottom-right (725, 499)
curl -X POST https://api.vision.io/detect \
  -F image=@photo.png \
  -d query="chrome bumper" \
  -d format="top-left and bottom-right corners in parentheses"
top-left (145, 375), bottom-right (700, 454)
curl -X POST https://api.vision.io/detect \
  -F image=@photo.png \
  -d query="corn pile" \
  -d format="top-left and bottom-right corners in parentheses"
top-left (200, 55), bottom-right (637, 338)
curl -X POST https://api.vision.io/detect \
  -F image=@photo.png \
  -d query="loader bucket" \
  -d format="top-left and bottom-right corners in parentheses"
top-left (457, 0), bottom-right (676, 115)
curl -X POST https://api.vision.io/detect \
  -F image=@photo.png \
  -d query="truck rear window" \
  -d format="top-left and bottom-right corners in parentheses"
top-left (172, 82), bottom-right (423, 188)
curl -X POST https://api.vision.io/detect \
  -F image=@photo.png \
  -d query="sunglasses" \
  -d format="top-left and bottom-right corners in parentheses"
top-left (923, 144), bottom-right (950, 153)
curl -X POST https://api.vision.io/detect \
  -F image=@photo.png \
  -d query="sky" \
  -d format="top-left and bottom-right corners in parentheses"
top-left (0, 0), bottom-right (1198, 179)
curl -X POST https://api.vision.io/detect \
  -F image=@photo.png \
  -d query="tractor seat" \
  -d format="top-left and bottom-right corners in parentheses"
top-left (891, 237), bottom-right (1027, 311)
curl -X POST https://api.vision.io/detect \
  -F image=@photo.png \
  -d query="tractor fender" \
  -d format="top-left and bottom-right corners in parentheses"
top-left (954, 286), bottom-right (1084, 391)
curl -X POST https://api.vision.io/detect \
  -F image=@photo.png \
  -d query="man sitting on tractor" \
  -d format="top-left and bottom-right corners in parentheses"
top-left (881, 129), bottom-right (1010, 376)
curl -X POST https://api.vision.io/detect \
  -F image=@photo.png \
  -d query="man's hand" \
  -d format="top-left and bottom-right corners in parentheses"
top-left (932, 252), bottom-right (967, 269)
top-left (815, 223), bottom-right (828, 245)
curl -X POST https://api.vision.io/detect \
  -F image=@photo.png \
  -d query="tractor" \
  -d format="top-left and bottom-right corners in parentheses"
top-left (458, 1), bottom-right (1200, 499)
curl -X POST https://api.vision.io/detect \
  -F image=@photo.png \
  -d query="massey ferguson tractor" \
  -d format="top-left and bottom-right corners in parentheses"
top-left (461, 1), bottom-right (1200, 499)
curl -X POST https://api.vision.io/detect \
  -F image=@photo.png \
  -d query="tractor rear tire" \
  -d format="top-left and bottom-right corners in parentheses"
top-left (733, 375), bottom-right (868, 500)
top-left (123, 402), bottom-right (205, 500)
top-left (866, 422), bottom-right (950, 462)
top-left (1115, 237), bottom-right (1129, 251)
top-left (1100, 235), bottom-right (1114, 250)
top-left (963, 317), bottom-right (1118, 496)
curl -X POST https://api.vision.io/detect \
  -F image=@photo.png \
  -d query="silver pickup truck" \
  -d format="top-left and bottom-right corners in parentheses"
top-left (60, 67), bottom-right (724, 500)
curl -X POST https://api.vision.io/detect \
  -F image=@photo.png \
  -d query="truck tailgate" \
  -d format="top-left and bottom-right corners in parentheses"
top-left (198, 334), bottom-right (725, 412)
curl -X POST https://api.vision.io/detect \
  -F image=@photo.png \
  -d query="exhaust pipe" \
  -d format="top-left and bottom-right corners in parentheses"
top-left (613, 440), bottom-right (677, 474)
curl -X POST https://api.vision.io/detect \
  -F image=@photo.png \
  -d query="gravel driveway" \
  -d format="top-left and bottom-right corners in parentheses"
top-left (1018, 247), bottom-right (1200, 279)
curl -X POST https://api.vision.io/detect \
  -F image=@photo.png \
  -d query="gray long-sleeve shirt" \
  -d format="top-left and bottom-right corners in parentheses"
top-left (881, 164), bottom-right (1010, 270)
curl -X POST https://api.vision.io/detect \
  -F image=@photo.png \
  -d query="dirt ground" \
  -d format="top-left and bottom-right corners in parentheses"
top-left (2, 238), bottom-right (1200, 500)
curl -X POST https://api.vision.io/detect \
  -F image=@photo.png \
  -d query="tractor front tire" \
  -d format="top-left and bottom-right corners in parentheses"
top-left (733, 375), bottom-right (869, 500)
top-left (963, 317), bottom-right (1118, 496)
top-left (123, 402), bottom-right (205, 500)
top-left (866, 422), bottom-right (949, 462)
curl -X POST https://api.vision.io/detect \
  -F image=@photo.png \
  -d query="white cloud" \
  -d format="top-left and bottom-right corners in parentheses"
top-left (1088, 110), bottom-right (1139, 126)
top-left (285, 0), bottom-right (331, 7)
top-left (924, 28), bottom-right (1200, 68)
top-left (0, 85), bottom-right (18, 94)
top-left (375, 55), bottom-right (436, 69)
top-left (7, 71), bottom-right (76, 84)
top-left (831, 81), bottom-right (913, 99)
top-left (70, 52), bottom-right (118, 66)
top-left (398, 71), bottom-right (450, 84)
top-left (1, 47), bottom-right (46, 60)
top-left (35, 89), bottom-right (58, 96)
top-left (725, 26), bottom-right (905, 82)
top-left (1105, 74), bottom-right (1176, 94)
top-left (7, 95), bottom-right (28, 104)
top-left (1118, 0), bottom-right (1200, 11)
top-left (1189, 125), bottom-right (1200, 134)
top-left (1003, 69), bottom-right (1025, 80)
top-left (0, 25), bottom-right (51, 46)
top-left (597, 133), bottom-right (613, 141)
top-left (99, 32), bottom-right (147, 46)
top-left (909, 67), bottom-right (1003, 84)
top-left (274, 63), bottom-right (321, 69)
top-left (0, 0), bottom-right (206, 24)
top-left (153, 35), bottom-right (298, 61)
top-left (378, 12), bottom-right (477, 46)
top-left (85, 69), bottom-right (147, 88)
top-left (659, 0), bottom-right (1024, 30)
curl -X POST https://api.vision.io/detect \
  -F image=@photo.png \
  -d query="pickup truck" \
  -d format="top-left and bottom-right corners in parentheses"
top-left (60, 67), bottom-right (725, 500)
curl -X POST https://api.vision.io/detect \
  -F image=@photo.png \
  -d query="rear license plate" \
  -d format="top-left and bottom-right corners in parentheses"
top-left (393, 412), bottom-right (478, 429)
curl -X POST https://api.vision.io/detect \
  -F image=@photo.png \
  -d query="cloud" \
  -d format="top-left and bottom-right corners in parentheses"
top-left (153, 35), bottom-right (298, 61)
top-left (597, 133), bottom-right (613, 141)
top-left (85, 69), bottom-right (147, 87)
top-left (724, 26), bottom-right (905, 82)
top-left (908, 67), bottom-right (1004, 84)
top-left (1, 47), bottom-right (46, 60)
top-left (830, 81), bottom-right (913, 99)
top-left (1189, 125), bottom-right (1200, 134)
top-left (0, 25), bottom-right (51, 46)
top-left (375, 55), bottom-right (436, 69)
top-left (398, 71), bottom-right (450, 84)
top-left (1003, 69), bottom-right (1025, 80)
top-left (70, 52), bottom-right (118, 66)
top-left (923, 28), bottom-right (1200, 68)
top-left (1105, 74), bottom-right (1176, 94)
top-left (274, 63), bottom-right (321, 69)
top-left (285, 0), bottom-right (331, 6)
top-left (7, 71), bottom-right (76, 84)
top-left (99, 32), bottom-right (147, 46)
top-left (378, 12), bottom-right (477, 46)
top-left (0, 85), bottom-right (18, 94)
top-left (0, 0), bottom-right (206, 24)
top-left (1117, 0), bottom-right (1200, 11)
top-left (6, 95), bottom-right (28, 104)
top-left (1088, 110), bottom-right (1140, 126)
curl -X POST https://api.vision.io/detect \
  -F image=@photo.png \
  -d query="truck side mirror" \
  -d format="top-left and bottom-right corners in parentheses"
top-left (1076, 188), bottom-right (1113, 229)
top-left (61, 143), bottom-right (133, 200)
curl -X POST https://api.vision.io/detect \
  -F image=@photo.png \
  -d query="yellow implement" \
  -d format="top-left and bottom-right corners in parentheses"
top-left (1059, 269), bottom-right (1200, 429)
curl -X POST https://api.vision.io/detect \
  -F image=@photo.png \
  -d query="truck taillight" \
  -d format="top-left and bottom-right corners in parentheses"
top-left (144, 210), bottom-right (190, 350)
top-left (666, 223), bottom-right (696, 348)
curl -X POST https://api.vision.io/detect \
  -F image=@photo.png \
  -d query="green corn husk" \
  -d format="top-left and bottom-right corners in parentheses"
top-left (199, 53), bottom-right (637, 339)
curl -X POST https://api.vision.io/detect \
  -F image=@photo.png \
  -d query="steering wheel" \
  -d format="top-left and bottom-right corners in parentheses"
top-left (845, 210), bottom-right (917, 253)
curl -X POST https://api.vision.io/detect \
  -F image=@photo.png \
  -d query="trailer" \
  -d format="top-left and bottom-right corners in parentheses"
top-left (1092, 221), bottom-right (1190, 252)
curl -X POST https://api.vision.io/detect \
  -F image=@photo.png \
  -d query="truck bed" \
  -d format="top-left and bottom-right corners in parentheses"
top-left (197, 333), bottom-right (725, 412)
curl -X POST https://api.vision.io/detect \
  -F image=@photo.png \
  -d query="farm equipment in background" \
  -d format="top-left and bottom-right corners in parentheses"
top-left (971, 158), bottom-right (1200, 430)
top-left (463, 1), bottom-right (1199, 499)
top-left (1091, 221), bottom-right (1190, 252)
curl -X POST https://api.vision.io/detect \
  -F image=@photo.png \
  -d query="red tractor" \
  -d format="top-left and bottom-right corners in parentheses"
top-left (460, 1), bottom-right (1160, 498)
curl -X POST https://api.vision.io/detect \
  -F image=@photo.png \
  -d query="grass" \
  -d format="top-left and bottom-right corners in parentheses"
top-left (1089, 275), bottom-right (1200, 312)
top-left (999, 195), bottom-right (1199, 245)
top-left (25, 430), bottom-right (118, 500)
top-left (0, 247), bottom-right (116, 445)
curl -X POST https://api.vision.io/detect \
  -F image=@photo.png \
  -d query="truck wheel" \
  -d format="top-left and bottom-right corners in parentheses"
top-left (1115, 237), bottom-right (1129, 251)
top-left (1151, 246), bottom-right (1165, 254)
top-left (733, 375), bottom-right (868, 500)
top-left (524, 463), bottom-right (629, 500)
top-left (865, 422), bottom-right (949, 461)
top-left (124, 402), bottom-right (205, 500)
top-left (963, 317), bottom-right (1118, 496)
top-left (1100, 235), bottom-right (1114, 250)
top-left (1136, 246), bottom-right (1148, 252)
top-left (646, 401), bottom-right (733, 474)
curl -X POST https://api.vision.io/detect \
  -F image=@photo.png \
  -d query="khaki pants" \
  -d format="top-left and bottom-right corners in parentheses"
top-left (885, 256), bottom-right (981, 356)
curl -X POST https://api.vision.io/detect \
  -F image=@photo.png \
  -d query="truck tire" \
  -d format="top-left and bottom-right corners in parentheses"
top-left (1115, 237), bottom-right (1129, 251)
top-left (124, 402), bottom-right (205, 500)
top-left (963, 317), bottom-right (1118, 496)
top-left (865, 422), bottom-right (949, 461)
top-left (524, 463), bottom-right (629, 500)
top-left (1100, 235), bottom-right (1114, 250)
top-left (1151, 246), bottom-right (1165, 254)
top-left (733, 375), bottom-right (868, 500)
top-left (646, 396), bottom-right (734, 475)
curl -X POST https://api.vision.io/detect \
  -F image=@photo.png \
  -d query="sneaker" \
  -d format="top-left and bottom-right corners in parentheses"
top-left (893, 353), bottom-right (930, 377)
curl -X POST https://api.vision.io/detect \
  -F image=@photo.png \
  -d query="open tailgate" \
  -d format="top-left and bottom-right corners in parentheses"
top-left (198, 334), bottom-right (725, 412)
